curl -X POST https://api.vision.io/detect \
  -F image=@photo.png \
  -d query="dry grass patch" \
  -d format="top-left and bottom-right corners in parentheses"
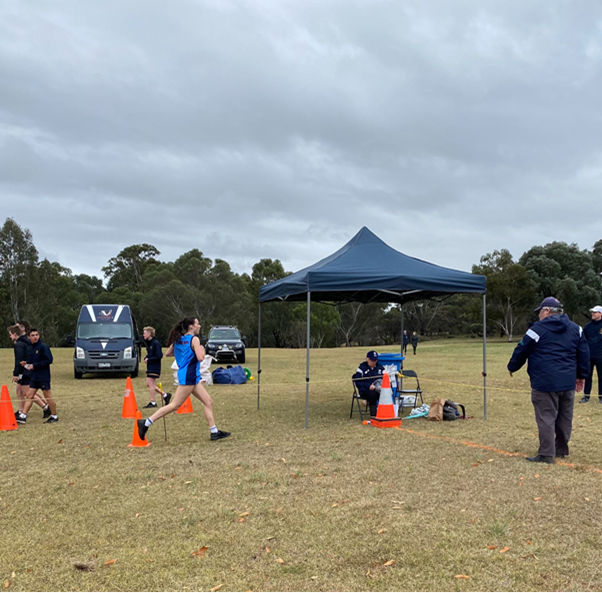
top-left (0, 340), bottom-right (602, 591)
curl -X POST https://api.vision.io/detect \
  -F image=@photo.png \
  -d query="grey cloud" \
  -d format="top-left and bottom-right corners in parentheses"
top-left (1, 0), bottom-right (602, 280)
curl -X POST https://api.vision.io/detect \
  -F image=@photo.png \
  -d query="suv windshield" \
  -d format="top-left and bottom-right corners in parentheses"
top-left (209, 328), bottom-right (241, 341)
top-left (77, 323), bottom-right (132, 340)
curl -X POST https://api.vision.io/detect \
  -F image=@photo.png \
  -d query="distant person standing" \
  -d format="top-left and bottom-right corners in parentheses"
top-left (7, 324), bottom-right (49, 422)
top-left (18, 329), bottom-right (58, 424)
top-left (580, 305), bottom-right (602, 404)
top-left (402, 330), bottom-right (409, 355)
top-left (411, 331), bottom-right (419, 355)
top-left (508, 297), bottom-right (590, 463)
top-left (142, 326), bottom-right (171, 409)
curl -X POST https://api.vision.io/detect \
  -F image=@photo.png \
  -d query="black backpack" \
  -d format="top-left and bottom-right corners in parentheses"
top-left (442, 400), bottom-right (466, 421)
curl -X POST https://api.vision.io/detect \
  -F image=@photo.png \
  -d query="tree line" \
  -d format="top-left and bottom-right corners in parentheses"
top-left (1, 217), bottom-right (601, 347)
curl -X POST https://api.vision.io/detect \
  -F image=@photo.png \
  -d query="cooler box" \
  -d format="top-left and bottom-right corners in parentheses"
top-left (378, 353), bottom-right (404, 372)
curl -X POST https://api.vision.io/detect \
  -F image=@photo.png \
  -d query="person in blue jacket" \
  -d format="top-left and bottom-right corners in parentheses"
top-left (142, 326), bottom-right (171, 409)
top-left (508, 297), bottom-right (590, 464)
top-left (352, 350), bottom-right (384, 417)
top-left (18, 328), bottom-right (58, 424)
top-left (579, 305), bottom-right (602, 404)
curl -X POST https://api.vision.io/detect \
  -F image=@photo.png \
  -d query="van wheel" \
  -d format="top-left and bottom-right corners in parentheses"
top-left (238, 353), bottom-right (246, 364)
top-left (131, 362), bottom-right (139, 379)
top-left (74, 368), bottom-right (83, 379)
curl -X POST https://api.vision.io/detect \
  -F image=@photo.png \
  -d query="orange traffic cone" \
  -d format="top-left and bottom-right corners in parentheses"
top-left (177, 396), bottom-right (194, 415)
top-left (128, 410), bottom-right (151, 448)
top-left (371, 372), bottom-right (401, 428)
top-left (0, 385), bottom-right (17, 431)
top-left (121, 377), bottom-right (138, 419)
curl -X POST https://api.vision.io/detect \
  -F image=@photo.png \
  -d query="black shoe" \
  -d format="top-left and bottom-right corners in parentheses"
top-left (43, 405), bottom-right (51, 419)
top-left (526, 455), bottom-right (553, 464)
top-left (579, 396), bottom-right (590, 403)
top-left (555, 454), bottom-right (567, 458)
top-left (44, 416), bottom-right (59, 424)
top-left (163, 393), bottom-right (172, 406)
top-left (143, 402), bottom-right (158, 409)
top-left (15, 414), bottom-right (26, 425)
top-left (210, 430), bottom-right (231, 441)
top-left (137, 419), bottom-right (149, 441)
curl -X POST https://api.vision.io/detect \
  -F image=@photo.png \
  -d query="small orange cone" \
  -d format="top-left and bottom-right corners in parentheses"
top-left (371, 373), bottom-right (401, 428)
top-left (128, 410), bottom-right (151, 448)
top-left (177, 396), bottom-right (194, 415)
top-left (0, 385), bottom-right (18, 431)
top-left (121, 377), bottom-right (138, 419)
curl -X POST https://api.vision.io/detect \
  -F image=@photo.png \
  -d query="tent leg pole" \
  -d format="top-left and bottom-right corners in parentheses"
top-left (483, 293), bottom-right (487, 420)
top-left (306, 291), bottom-right (311, 430)
top-left (257, 303), bottom-right (261, 411)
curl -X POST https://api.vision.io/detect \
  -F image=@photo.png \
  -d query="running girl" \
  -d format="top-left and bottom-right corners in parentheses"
top-left (137, 317), bottom-right (230, 442)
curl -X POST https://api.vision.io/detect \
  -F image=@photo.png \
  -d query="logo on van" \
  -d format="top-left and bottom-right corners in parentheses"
top-left (99, 309), bottom-right (113, 320)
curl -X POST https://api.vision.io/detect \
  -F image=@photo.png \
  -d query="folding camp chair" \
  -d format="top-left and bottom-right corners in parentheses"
top-left (397, 369), bottom-right (423, 412)
top-left (350, 381), bottom-right (370, 421)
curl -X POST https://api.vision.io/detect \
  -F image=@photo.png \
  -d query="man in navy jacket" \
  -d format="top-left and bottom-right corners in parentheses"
top-left (19, 328), bottom-right (58, 424)
top-left (508, 297), bottom-right (590, 463)
top-left (579, 305), bottom-right (602, 404)
top-left (352, 351), bottom-right (384, 417)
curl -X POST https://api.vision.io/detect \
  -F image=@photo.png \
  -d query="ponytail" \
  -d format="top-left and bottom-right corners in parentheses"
top-left (167, 317), bottom-right (198, 346)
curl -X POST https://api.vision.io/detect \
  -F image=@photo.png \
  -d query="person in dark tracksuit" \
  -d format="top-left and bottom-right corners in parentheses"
top-left (7, 324), bottom-right (49, 421)
top-left (411, 332), bottom-right (419, 355)
top-left (508, 297), bottom-right (590, 464)
top-left (142, 326), bottom-right (171, 409)
top-left (402, 330), bottom-right (409, 355)
top-left (352, 350), bottom-right (385, 417)
top-left (19, 329), bottom-right (58, 424)
top-left (579, 305), bottom-right (602, 404)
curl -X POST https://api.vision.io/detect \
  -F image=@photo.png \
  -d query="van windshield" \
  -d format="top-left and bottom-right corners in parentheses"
top-left (209, 328), bottom-right (241, 340)
top-left (77, 323), bottom-right (132, 340)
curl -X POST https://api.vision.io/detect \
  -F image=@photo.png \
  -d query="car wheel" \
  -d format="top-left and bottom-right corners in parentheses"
top-left (74, 368), bottom-right (83, 379)
top-left (238, 353), bottom-right (245, 364)
top-left (131, 361), bottom-right (139, 379)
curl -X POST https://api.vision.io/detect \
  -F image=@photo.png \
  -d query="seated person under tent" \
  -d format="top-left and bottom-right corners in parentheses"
top-left (352, 350), bottom-right (385, 416)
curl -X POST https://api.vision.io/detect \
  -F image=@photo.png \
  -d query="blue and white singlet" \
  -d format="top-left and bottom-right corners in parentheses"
top-left (175, 334), bottom-right (201, 386)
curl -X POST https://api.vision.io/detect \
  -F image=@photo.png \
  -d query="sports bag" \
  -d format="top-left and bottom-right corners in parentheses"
top-left (442, 400), bottom-right (466, 421)
top-left (212, 365), bottom-right (247, 385)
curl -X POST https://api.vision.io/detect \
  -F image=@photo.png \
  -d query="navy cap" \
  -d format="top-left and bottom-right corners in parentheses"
top-left (534, 297), bottom-right (562, 312)
top-left (366, 350), bottom-right (378, 361)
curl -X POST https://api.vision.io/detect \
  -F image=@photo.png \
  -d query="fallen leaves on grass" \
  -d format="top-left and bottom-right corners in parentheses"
top-left (533, 497), bottom-right (543, 501)
top-left (4, 580), bottom-right (9, 588)
top-left (57, 439), bottom-right (63, 444)
top-left (499, 547), bottom-right (510, 554)
top-left (266, 536), bottom-right (275, 541)
top-left (104, 559), bottom-right (117, 566)
top-left (276, 558), bottom-right (284, 564)
top-left (455, 574), bottom-right (470, 580)
top-left (191, 546), bottom-right (209, 558)
top-left (521, 553), bottom-right (538, 560)
top-left (239, 512), bottom-right (250, 517)
top-left (209, 585), bottom-right (222, 592)
top-left (265, 547), bottom-right (271, 553)
top-left (486, 545), bottom-right (497, 550)
top-left (378, 529), bottom-right (387, 534)
top-left (526, 540), bottom-right (533, 545)
top-left (384, 560), bottom-right (395, 567)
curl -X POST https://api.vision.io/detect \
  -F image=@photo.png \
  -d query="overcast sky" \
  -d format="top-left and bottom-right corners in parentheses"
top-left (1, 0), bottom-right (601, 280)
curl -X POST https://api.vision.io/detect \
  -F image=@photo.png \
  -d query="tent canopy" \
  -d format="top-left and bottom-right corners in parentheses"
top-left (259, 227), bottom-right (486, 304)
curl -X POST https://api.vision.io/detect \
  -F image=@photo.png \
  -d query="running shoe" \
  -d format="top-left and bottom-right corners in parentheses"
top-left (44, 416), bottom-right (59, 424)
top-left (163, 392), bottom-right (172, 405)
top-left (210, 430), bottom-right (231, 441)
top-left (137, 419), bottom-right (149, 440)
top-left (143, 402), bottom-right (158, 408)
top-left (43, 405), bottom-right (51, 419)
top-left (15, 414), bottom-right (26, 425)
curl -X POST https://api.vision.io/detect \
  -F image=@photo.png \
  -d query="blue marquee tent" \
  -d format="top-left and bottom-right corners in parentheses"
top-left (257, 227), bottom-right (488, 426)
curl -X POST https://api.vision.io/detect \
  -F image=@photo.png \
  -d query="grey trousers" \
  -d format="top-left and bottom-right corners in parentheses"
top-left (531, 389), bottom-right (574, 457)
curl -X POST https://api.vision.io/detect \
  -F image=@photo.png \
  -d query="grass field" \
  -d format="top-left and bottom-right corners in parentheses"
top-left (1, 339), bottom-right (602, 592)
